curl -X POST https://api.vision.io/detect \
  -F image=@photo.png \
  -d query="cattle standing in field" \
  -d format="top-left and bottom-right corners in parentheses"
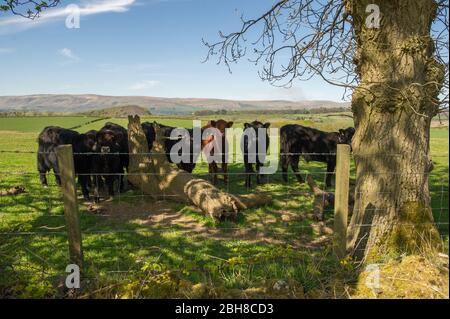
top-left (202, 120), bottom-right (234, 185)
top-left (280, 125), bottom-right (355, 187)
top-left (37, 126), bottom-right (91, 200)
top-left (242, 121), bottom-right (271, 188)
top-left (141, 122), bottom-right (197, 173)
top-left (91, 123), bottom-right (128, 202)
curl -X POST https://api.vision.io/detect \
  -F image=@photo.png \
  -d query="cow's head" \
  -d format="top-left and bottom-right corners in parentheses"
top-left (95, 130), bottom-right (123, 152)
top-left (244, 121), bottom-right (271, 143)
top-left (244, 121), bottom-right (271, 131)
top-left (83, 130), bottom-right (98, 151)
top-left (338, 127), bottom-right (355, 145)
top-left (207, 119), bottom-right (234, 134)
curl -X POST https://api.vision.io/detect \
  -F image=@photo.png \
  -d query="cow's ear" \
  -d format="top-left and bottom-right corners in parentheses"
top-left (263, 122), bottom-right (271, 129)
top-left (208, 120), bottom-right (217, 127)
top-left (227, 121), bottom-right (234, 128)
top-left (244, 123), bottom-right (250, 129)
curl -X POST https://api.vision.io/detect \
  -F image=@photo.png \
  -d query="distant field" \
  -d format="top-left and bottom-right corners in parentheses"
top-left (0, 113), bottom-right (354, 133)
top-left (0, 115), bottom-right (447, 298)
top-left (0, 117), bottom-right (103, 132)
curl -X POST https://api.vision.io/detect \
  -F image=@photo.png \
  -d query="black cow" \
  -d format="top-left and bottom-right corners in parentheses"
top-left (280, 125), bottom-right (355, 187)
top-left (141, 122), bottom-right (197, 173)
top-left (103, 122), bottom-right (129, 172)
top-left (242, 121), bottom-right (271, 188)
top-left (91, 123), bottom-right (128, 202)
top-left (37, 126), bottom-right (91, 200)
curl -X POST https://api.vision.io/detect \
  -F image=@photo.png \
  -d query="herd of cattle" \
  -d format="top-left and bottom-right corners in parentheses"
top-left (37, 120), bottom-right (355, 202)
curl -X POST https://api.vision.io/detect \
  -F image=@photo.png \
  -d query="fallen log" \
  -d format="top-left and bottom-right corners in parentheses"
top-left (306, 175), bottom-right (334, 221)
top-left (126, 115), bottom-right (272, 222)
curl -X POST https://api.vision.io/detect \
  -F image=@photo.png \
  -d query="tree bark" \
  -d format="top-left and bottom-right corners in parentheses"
top-left (126, 115), bottom-right (271, 222)
top-left (345, 0), bottom-right (444, 261)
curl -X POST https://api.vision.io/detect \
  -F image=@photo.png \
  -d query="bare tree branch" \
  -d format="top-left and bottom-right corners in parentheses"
top-left (0, 0), bottom-right (61, 19)
top-left (204, 0), bottom-right (449, 111)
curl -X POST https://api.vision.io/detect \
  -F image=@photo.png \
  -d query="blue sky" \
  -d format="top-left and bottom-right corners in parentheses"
top-left (0, 0), bottom-right (347, 101)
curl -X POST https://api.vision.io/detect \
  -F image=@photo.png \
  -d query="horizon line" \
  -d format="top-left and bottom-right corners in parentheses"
top-left (0, 93), bottom-right (349, 104)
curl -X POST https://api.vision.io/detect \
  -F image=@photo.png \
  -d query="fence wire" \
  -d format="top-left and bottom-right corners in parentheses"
top-left (0, 150), bottom-right (448, 298)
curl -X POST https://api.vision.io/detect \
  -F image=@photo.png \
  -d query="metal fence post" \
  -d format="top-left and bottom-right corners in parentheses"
top-left (56, 145), bottom-right (84, 268)
top-left (334, 144), bottom-right (350, 259)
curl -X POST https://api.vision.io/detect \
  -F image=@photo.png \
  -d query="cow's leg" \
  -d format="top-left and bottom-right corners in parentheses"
top-left (78, 175), bottom-right (90, 201)
top-left (87, 175), bottom-right (93, 190)
top-left (37, 157), bottom-right (49, 187)
top-left (118, 167), bottom-right (125, 193)
top-left (222, 163), bottom-right (228, 185)
top-left (281, 154), bottom-right (289, 183)
top-left (94, 174), bottom-right (101, 203)
top-left (256, 162), bottom-right (264, 184)
top-left (105, 175), bottom-right (115, 199)
top-left (37, 146), bottom-right (52, 187)
top-left (209, 162), bottom-right (218, 185)
top-left (53, 167), bottom-right (62, 186)
top-left (244, 162), bottom-right (253, 188)
top-left (290, 155), bottom-right (305, 184)
top-left (39, 171), bottom-right (48, 187)
top-left (326, 161), bottom-right (336, 188)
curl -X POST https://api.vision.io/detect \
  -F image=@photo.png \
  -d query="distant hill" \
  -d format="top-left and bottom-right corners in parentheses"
top-left (0, 94), bottom-right (351, 115)
top-left (80, 105), bottom-right (151, 117)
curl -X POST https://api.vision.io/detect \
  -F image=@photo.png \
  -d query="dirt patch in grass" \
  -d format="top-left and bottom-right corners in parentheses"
top-left (83, 200), bottom-right (330, 249)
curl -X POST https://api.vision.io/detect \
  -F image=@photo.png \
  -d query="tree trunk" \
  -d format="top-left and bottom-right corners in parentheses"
top-left (345, 0), bottom-right (444, 261)
top-left (126, 115), bottom-right (272, 222)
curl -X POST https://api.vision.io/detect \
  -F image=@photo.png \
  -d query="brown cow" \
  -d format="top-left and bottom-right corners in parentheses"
top-left (202, 119), bottom-right (234, 185)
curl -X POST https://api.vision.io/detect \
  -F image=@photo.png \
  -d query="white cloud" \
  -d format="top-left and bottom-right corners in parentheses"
top-left (0, 0), bottom-right (136, 33)
top-left (129, 80), bottom-right (160, 90)
top-left (59, 48), bottom-right (80, 62)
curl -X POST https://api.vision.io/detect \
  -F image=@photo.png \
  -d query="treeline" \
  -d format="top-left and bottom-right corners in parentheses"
top-left (193, 107), bottom-right (350, 116)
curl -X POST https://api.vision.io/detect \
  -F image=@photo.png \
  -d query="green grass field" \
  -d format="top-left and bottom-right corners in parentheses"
top-left (0, 115), bottom-right (448, 298)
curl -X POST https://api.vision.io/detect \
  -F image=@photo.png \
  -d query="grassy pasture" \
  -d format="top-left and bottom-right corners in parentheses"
top-left (0, 115), bottom-right (447, 298)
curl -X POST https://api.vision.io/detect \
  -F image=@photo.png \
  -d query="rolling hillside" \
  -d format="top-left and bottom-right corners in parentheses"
top-left (0, 94), bottom-right (350, 115)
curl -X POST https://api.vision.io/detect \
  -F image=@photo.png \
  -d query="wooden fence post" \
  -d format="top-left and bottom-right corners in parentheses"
top-left (56, 145), bottom-right (83, 268)
top-left (334, 144), bottom-right (350, 259)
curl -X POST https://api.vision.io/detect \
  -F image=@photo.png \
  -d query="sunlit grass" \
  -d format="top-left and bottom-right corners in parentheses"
top-left (0, 116), bottom-right (447, 298)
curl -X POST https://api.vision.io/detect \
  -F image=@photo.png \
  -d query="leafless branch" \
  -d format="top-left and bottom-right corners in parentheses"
top-left (0, 0), bottom-right (61, 19)
top-left (204, 0), bottom-right (449, 111)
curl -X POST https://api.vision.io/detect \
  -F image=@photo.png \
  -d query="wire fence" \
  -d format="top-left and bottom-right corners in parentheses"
top-left (0, 148), bottom-right (448, 298)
